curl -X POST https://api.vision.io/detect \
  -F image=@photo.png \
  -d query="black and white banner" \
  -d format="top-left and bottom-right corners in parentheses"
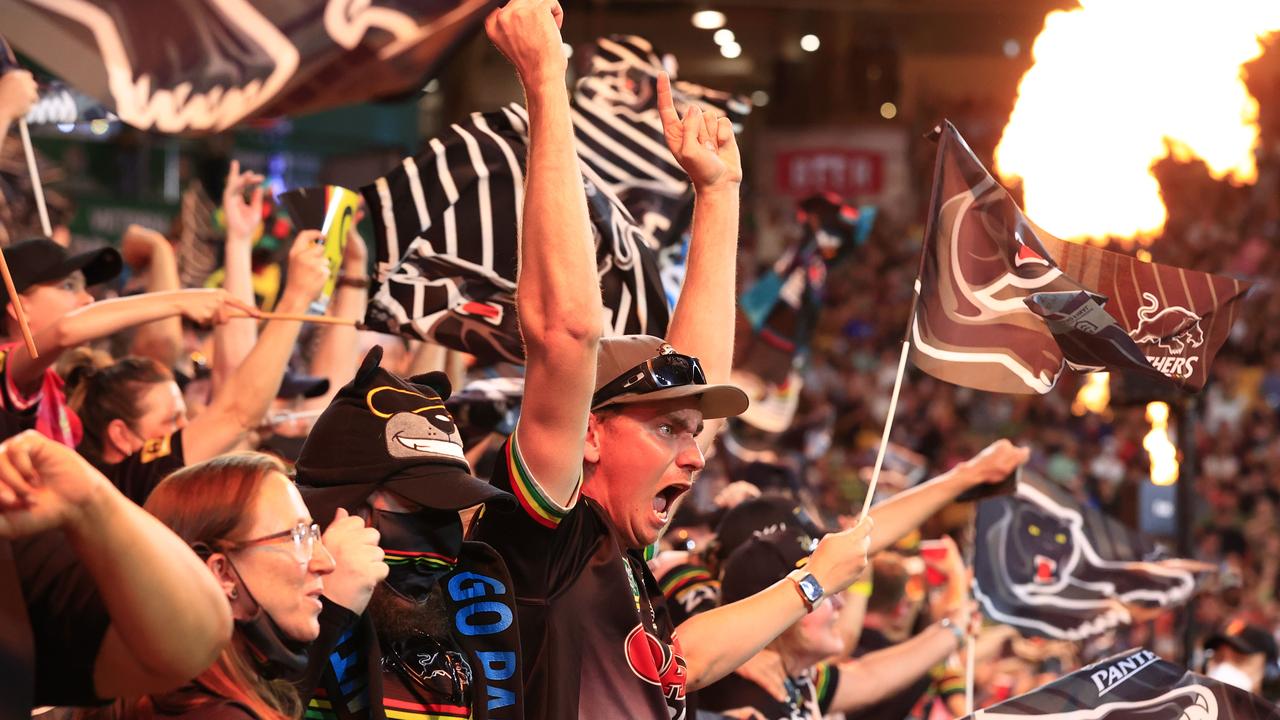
top-left (963, 648), bottom-right (1280, 720)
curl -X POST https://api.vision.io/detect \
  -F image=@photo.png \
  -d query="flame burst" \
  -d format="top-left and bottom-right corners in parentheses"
top-left (1072, 372), bottom-right (1111, 416)
top-left (1144, 401), bottom-right (1179, 485)
top-left (995, 0), bottom-right (1280, 243)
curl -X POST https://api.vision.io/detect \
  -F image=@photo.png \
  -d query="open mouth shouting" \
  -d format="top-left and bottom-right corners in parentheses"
top-left (1033, 554), bottom-right (1058, 584)
top-left (651, 481), bottom-right (692, 526)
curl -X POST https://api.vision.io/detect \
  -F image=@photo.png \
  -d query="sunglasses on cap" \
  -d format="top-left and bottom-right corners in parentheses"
top-left (592, 347), bottom-right (707, 410)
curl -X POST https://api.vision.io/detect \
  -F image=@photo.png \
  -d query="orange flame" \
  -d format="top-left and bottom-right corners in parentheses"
top-left (995, 1), bottom-right (1280, 244)
top-left (1072, 372), bottom-right (1111, 416)
top-left (1144, 401), bottom-right (1179, 485)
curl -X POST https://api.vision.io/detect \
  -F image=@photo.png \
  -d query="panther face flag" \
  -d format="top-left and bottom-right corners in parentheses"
top-left (973, 473), bottom-right (1196, 641)
top-left (963, 648), bottom-right (1280, 720)
top-left (361, 104), bottom-right (668, 364)
top-left (910, 121), bottom-right (1253, 394)
top-left (5, 0), bottom-right (495, 133)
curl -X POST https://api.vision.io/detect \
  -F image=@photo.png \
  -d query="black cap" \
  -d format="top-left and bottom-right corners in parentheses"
top-left (295, 347), bottom-right (514, 521)
top-left (720, 527), bottom-right (818, 604)
top-left (711, 495), bottom-right (825, 565)
top-left (1206, 620), bottom-right (1279, 665)
top-left (0, 237), bottom-right (122, 307)
top-left (277, 370), bottom-right (330, 400)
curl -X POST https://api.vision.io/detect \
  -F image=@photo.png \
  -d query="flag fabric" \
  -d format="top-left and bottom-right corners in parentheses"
top-left (571, 36), bottom-right (750, 246)
top-left (4, 0), bottom-right (496, 133)
top-left (973, 472), bottom-right (1196, 641)
top-left (360, 35), bottom-right (749, 364)
top-left (360, 104), bottom-right (667, 364)
top-left (962, 647), bottom-right (1280, 720)
top-left (571, 36), bottom-right (749, 304)
top-left (910, 121), bottom-right (1253, 394)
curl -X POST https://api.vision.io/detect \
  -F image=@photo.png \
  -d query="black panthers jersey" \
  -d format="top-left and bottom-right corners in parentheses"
top-left (474, 432), bottom-right (688, 720)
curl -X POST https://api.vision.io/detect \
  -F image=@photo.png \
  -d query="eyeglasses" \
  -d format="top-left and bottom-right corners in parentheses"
top-left (226, 521), bottom-right (322, 565)
top-left (591, 346), bottom-right (706, 410)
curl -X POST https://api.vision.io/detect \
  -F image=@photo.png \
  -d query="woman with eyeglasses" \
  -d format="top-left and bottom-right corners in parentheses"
top-left (82, 452), bottom-right (351, 719)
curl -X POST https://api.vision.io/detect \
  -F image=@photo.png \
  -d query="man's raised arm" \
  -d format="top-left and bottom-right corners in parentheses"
top-left (487, 0), bottom-right (601, 506)
top-left (655, 73), bottom-right (742, 451)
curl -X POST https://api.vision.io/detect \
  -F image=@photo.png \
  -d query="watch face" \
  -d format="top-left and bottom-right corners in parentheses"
top-left (799, 575), bottom-right (823, 603)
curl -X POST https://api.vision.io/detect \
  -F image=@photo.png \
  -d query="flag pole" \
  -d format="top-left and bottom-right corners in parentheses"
top-left (858, 122), bottom-right (950, 520)
top-left (18, 119), bottom-right (52, 237)
top-left (859, 339), bottom-right (911, 517)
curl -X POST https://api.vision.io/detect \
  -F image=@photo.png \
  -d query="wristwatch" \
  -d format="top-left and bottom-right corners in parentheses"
top-left (786, 569), bottom-right (824, 613)
top-left (939, 616), bottom-right (966, 647)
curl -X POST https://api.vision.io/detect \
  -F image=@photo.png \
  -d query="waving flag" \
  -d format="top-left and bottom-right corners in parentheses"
top-left (973, 472), bottom-right (1195, 641)
top-left (571, 36), bottom-right (750, 247)
top-left (910, 121), bottom-right (1253, 394)
top-left (361, 104), bottom-right (667, 364)
top-left (5, 0), bottom-right (495, 133)
top-left (962, 648), bottom-right (1280, 720)
top-left (360, 35), bottom-right (750, 363)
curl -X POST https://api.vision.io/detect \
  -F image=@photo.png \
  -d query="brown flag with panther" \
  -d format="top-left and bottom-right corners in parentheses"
top-left (909, 121), bottom-right (1254, 394)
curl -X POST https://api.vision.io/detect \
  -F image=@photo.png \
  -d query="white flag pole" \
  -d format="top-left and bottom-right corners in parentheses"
top-left (18, 119), bottom-right (52, 237)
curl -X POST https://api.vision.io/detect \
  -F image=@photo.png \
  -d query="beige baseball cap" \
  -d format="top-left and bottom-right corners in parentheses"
top-left (592, 335), bottom-right (750, 419)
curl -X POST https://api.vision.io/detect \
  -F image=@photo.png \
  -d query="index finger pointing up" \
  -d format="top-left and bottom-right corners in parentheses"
top-left (656, 72), bottom-right (680, 129)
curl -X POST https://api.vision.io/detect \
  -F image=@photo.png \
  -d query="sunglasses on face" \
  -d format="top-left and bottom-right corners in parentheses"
top-left (226, 521), bottom-right (322, 565)
top-left (591, 349), bottom-right (706, 410)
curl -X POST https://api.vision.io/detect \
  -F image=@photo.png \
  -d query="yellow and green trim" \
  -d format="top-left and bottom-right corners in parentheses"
top-left (506, 432), bottom-right (580, 529)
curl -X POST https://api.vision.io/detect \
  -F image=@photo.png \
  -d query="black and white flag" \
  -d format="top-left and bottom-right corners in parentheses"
top-left (361, 104), bottom-right (667, 363)
top-left (360, 35), bottom-right (749, 363)
top-left (973, 472), bottom-right (1197, 641)
top-left (962, 648), bottom-right (1280, 720)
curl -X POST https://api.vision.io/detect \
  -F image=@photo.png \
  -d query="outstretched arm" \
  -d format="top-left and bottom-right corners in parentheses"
top-left (7, 289), bottom-right (258, 395)
top-left (0, 431), bottom-right (231, 698)
top-left (682, 517), bottom-right (872, 689)
top-left (867, 440), bottom-right (1029, 555)
top-left (488, 0), bottom-right (601, 506)
top-left (183, 231), bottom-right (330, 464)
top-left (828, 609), bottom-right (972, 713)
top-left (657, 74), bottom-right (741, 451)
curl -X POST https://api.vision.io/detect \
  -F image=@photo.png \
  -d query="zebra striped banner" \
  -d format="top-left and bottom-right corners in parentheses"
top-left (360, 35), bottom-right (749, 364)
top-left (361, 104), bottom-right (667, 364)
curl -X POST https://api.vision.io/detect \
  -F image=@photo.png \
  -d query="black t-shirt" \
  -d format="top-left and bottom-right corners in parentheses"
top-left (845, 628), bottom-right (932, 720)
top-left (474, 433), bottom-right (688, 720)
top-left (96, 431), bottom-right (187, 506)
top-left (0, 531), bottom-right (112, 719)
top-left (698, 663), bottom-right (839, 720)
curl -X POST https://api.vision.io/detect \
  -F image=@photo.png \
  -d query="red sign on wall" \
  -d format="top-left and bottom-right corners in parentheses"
top-left (775, 148), bottom-right (884, 197)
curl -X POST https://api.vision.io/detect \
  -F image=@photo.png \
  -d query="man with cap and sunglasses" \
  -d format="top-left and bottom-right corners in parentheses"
top-left (472, 4), bottom-right (1030, 719)
top-left (0, 236), bottom-right (257, 447)
top-left (471, 2), bottom-right (872, 719)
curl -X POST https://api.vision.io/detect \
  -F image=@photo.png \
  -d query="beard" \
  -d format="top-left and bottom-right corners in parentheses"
top-left (367, 581), bottom-right (453, 646)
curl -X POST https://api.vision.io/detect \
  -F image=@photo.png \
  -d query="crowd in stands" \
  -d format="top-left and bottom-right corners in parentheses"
top-left (1, 3), bottom-right (1277, 719)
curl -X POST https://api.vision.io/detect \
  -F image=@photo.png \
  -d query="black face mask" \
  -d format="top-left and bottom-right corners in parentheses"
top-left (227, 557), bottom-right (310, 680)
top-left (373, 507), bottom-right (464, 604)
